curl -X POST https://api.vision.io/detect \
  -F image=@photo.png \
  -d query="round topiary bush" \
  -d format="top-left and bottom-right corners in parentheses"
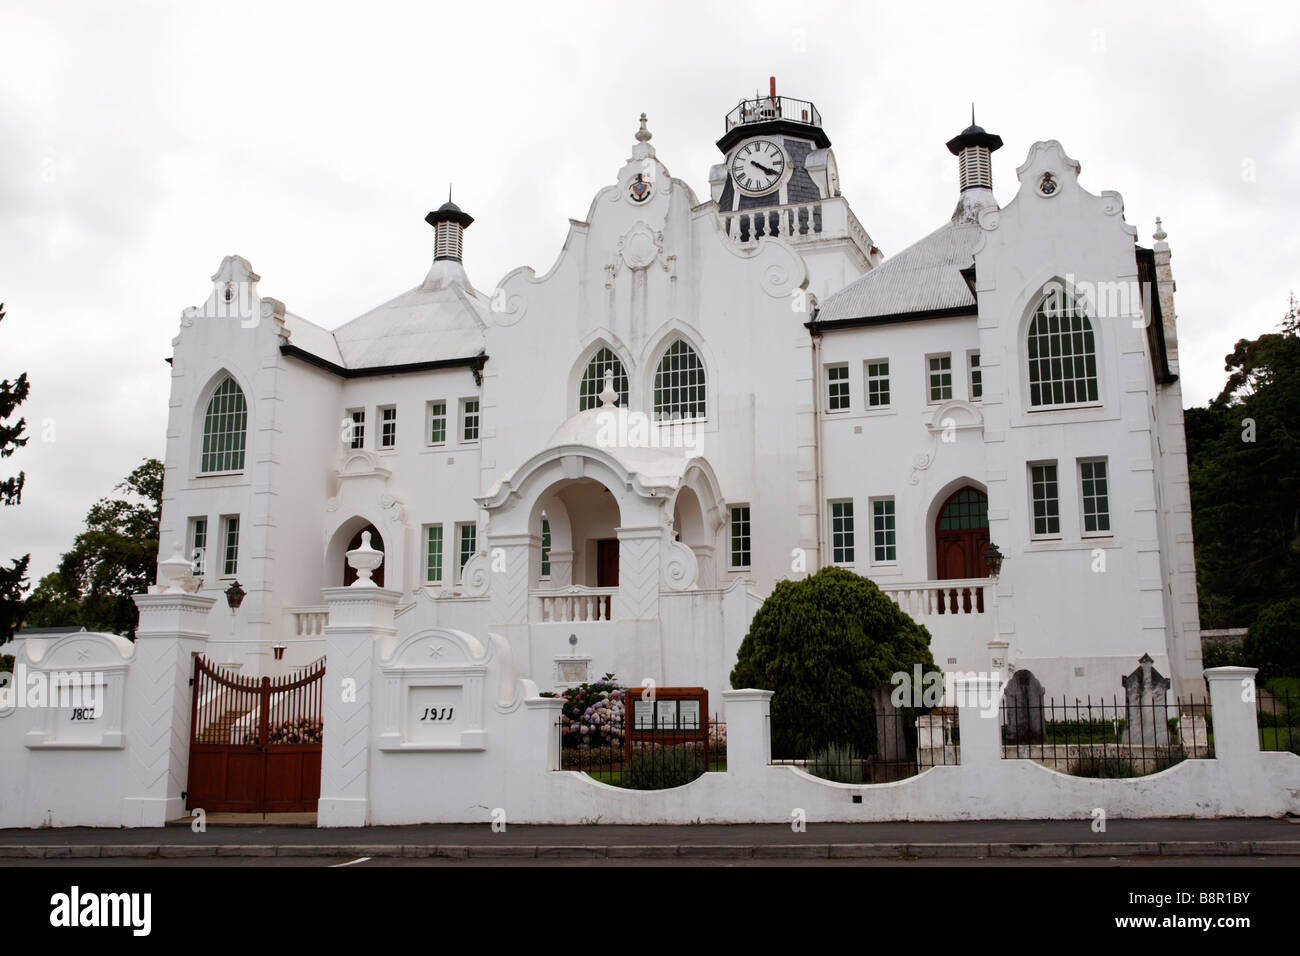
top-left (1243, 598), bottom-right (1300, 681)
top-left (729, 565), bottom-right (936, 758)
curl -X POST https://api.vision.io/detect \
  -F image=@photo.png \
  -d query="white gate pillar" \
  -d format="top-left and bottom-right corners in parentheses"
top-left (318, 534), bottom-right (400, 827)
top-left (123, 591), bottom-right (215, 827)
top-left (1205, 666), bottom-right (1261, 766)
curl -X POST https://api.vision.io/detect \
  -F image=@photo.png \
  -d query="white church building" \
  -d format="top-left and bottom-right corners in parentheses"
top-left (158, 85), bottom-right (1203, 703)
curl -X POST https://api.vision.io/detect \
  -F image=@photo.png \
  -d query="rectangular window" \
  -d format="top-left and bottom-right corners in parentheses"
top-left (1079, 459), bottom-right (1111, 534)
top-left (379, 406), bottom-right (397, 449)
top-left (461, 398), bottom-right (480, 443)
top-left (427, 401), bottom-right (447, 445)
top-left (457, 522), bottom-right (477, 578)
top-left (540, 518), bottom-right (552, 578)
top-left (826, 364), bottom-right (849, 412)
top-left (865, 359), bottom-right (890, 408)
top-left (871, 498), bottom-right (896, 563)
top-left (424, 525), bottom-right (443, 584)
top-left (928, 355), bottom-right (953, 402)
top-left (729, 505), bottom-right (751, 569)
top-left (221, 515), bottom-right (240, 576)
top-left (189, 517), bottom-right (208, 575)
top-left (968, 351), bottom-right (982, 401)
top-left (1030, 464), bottom-right (1061, 536)
top-left (347, 409), bottom-right (365, 449)
top-left (831, 500), bottom-right (855, 564)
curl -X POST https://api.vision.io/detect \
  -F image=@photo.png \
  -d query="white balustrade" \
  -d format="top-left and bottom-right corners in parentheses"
top-left (879, 579), bottom-right (988, 616)
top-left (532, 587), bottom-right (616, 623)
top-left (287, 606), bottom-right (330, 636)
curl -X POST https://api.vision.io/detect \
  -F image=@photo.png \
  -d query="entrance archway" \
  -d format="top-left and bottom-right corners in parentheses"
top-left (530, 478), bottom-right (621, 589)
top-left (934, 487), bottom-right (989, 580)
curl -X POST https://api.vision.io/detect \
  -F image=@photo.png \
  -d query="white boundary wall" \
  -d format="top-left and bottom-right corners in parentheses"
top-left (1, 580), bottom-right (1297, 828)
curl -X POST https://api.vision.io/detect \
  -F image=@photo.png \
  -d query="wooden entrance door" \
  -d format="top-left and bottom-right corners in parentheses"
top-left (934, 487), bottom-right (989, 612)
top-left (596, 538), bottom-right (619, 588)
top-left (187, 655), bottom-right (326, 813)
top-left (343, 525), bottom-right (384, 588)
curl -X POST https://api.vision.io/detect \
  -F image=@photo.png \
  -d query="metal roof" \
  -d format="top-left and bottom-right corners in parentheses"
top-left (815, 219), bottom-right (981, 323)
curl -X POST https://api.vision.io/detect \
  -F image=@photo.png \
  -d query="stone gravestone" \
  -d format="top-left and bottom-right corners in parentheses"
top-left (1121, 654), bottom-right (1170, 747)
top-left (872, 684), bottom-right (907, 768)
top-left (1002, 669), bottom-right (1045, 744)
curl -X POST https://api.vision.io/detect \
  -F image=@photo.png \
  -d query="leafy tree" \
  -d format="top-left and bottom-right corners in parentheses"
top-left (1242, 597), bottom-right (1300, 681)
top-left (22, 459), bottom-right (162, 638)
top-left (1186, 295), bottom-right (1300, 627)
top-left (0, 302), bottom-right (31, 644)
top-left (730, 565), bottom-right (936, 757)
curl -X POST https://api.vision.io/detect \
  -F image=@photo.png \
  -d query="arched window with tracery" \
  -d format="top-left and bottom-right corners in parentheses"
top-left (653, 340), bottom-right (706, 422)
top-left (200, 376), bottom-right (248, 473)
top-left (1026, 289), bottom-right (1099, 407)
top-left (578, 347), bottom-right (629, 410)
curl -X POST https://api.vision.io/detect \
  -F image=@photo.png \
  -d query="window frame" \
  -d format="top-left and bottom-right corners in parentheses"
top-left (540, 517), bottom-right (552, 579)
top-left (1025, 289), bottom-right (1101, 410)
top-left (578, 347), bottom-right (630, 412)
top-left (864, 358), bottom-right (891, 409)
top-left (199, 376), bottom-right (249, 476)
top-left (426, 400), bottom-right (447, 447)
top-left (1078, 457), bottom-right (1112, 537)
top-left (346, 408), bottom-right (366, 450)
top-left (830, 499), bottom-right (855, 565)
top-left (424, 523), bottom-right (444, 584)
top-left (220, 514), bottom-right (240, 578)
top-left (1028, 462), bottom-right (1062, 539)
top-left (460, 398), bottom-right (480, 444)
top-left (455, 522), bottom-right (477, 582)
top-left (188, 516), bottom-right (208, 576)
top-left (729, 504), bottom-right (752, 570)
top-left (967, 350), bottom-right (982, 402)
top-left (825, 363), bottom-right (850, 413)
top-left (378, 405), bottom-right (397, 450)
top-left (652, 339), bottom-right (708, 423)
top-left (870, 497), bottom-right (897, 565)
top-left (926, 353), bottom-right (953, 404)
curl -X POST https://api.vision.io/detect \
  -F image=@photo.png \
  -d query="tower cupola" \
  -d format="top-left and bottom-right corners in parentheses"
top-left (945, 110), bottom-right (1003, 192)
top-left (424, 192), bottom-right (474, 263)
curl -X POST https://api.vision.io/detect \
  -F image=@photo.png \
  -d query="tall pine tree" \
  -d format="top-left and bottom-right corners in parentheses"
top-left (0, 302), bottom-right (31, 643)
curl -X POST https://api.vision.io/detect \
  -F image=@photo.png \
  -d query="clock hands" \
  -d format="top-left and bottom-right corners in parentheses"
top-left (749, 160), bottom-right (781, 178)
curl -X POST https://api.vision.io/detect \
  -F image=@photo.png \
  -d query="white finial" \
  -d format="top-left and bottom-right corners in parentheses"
top-left (635, 112), bottom-right (652, 143)
top-left (346, 530), bottom-right (385, 587)
top-left (598, 368), bottom-right (619, 407)
top-left (1153, 217), bottom-right (1167, 242)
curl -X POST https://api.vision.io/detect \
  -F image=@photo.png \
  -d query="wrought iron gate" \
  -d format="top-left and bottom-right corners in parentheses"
top-left (186, 654), bottom-right (325, 813)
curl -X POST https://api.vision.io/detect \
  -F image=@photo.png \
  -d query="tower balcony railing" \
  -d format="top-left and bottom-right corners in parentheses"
top-left (724, 96), bottom-right (821, 132)
top-left (721, 196), bottom-right (872, 258)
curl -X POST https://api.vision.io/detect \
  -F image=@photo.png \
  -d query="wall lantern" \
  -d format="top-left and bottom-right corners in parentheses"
top-left (982, 543), bottom-right (1005, 580)
top-left (224, 579), bottom-right (246, 612)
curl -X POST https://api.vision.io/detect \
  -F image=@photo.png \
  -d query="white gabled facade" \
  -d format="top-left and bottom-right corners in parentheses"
top-left (155, 88), bottom-right (1202, 703)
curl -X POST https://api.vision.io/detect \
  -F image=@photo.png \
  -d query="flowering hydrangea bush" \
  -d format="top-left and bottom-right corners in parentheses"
top-left (542, 674), bottom-right (627, 749)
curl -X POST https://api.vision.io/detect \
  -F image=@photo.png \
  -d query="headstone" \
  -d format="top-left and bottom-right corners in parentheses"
top-left (872, 684), bottom-right (906, 766)
top-left (1002, 669), bottom-right (1045, 744)
top-left (1121, 653), bottom-right (1170, 747)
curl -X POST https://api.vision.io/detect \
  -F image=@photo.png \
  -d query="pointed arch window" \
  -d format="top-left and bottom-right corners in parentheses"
top-left (578, 347), bottom-right (629, 410)
top-left (1027, 290), bottom-right (1099, 407)
top-left (200, 376), bottom-right (248, 473)
top-left (653, 340), bottom-right (707, 422)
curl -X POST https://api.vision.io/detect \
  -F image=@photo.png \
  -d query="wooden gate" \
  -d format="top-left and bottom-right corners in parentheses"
top-left (186, 655), bottom-right (325, 813)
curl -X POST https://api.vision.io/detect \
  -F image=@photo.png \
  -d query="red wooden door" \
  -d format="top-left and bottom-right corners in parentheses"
top-left (934, 487), bottom-right (989, 613)
top-left (343, 525), bottom-right (385, 588)
top-left (596, 538), bottom-right (619, 588)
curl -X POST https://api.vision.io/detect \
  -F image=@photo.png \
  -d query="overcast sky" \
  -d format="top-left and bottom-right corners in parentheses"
top-left (2, 0), bottom-right (1297, 583)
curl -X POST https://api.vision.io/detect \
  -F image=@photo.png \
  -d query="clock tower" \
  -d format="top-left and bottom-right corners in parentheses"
top-left (709, 78), bottom-right (879, 294)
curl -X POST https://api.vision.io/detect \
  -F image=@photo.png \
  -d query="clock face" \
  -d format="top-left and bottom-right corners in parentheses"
top-left (730, 139), bottom-right (785, 196)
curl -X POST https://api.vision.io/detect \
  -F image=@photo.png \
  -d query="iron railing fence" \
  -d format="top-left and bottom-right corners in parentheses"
top-left (1000, 695), bottom-right (1213, 775)
top-left (768, 704), bottom-right (960, 783)
top-left (556, 714), bottom-right (726, 790)
top-left (1258, 687), bottom-right (1299, 755)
